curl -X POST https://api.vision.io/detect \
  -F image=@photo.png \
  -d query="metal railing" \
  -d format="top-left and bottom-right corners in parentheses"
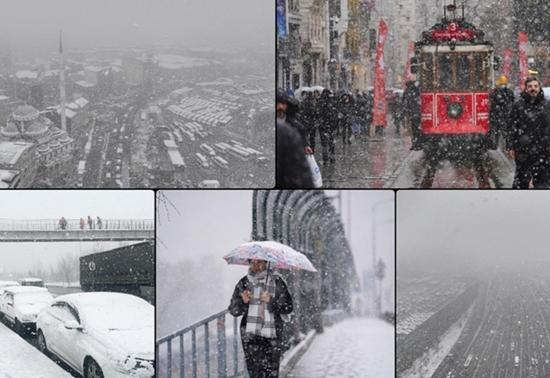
top-left (156, 310), bottom-right (246, 378)
top-left (0, 218), bottom-right (154, 231)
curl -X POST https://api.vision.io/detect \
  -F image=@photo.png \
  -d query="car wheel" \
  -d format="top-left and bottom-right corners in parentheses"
top-left (84, 358), bottom-right (104, 378)
top-left (37, 330), bottom-right (49, 355)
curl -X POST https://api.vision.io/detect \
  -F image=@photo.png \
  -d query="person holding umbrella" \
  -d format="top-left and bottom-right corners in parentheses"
top-left (228, 259), bottom-right (292, 378)
top-left (225, 241), bottom-right (316, 378)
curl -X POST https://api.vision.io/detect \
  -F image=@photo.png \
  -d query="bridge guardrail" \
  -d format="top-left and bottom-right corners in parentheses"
top-left (156, 309), bottom-right (246, 378)
top-left (0, 219), bottom-right (154, 231)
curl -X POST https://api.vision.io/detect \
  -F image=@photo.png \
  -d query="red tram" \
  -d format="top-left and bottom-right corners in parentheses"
top-left (411, 1), bottom-right (499, 153)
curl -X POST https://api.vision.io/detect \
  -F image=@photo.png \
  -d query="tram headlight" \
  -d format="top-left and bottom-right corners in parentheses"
top-left (447, 102), bottom-right (463, 119)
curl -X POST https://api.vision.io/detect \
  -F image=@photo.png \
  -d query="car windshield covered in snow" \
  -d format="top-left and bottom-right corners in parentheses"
top-left (72, 293), bottom-right (153, 330)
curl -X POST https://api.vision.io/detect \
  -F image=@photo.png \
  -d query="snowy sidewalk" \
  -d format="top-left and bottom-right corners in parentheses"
top-left (0, 322), bottom-right (72, 378)
top-left (288, 317), bottom-right (395, 378)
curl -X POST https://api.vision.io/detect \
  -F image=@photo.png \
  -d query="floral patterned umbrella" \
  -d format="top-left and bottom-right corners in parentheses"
top-left (223, 241), bottom-right (317, 272)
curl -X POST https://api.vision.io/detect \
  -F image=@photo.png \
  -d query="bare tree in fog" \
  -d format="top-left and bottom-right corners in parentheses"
top-left (57, 253), bottom-right (79, 286)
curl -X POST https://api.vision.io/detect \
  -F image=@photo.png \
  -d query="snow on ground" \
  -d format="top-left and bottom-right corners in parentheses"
top-left (402, 304), bottom-right (474, 378)
top-left (0, 322), bottom-right (72, 378)
top-left (289, 317), bottom-right (394, 378)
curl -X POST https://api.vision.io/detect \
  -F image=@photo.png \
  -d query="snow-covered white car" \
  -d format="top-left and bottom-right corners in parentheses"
top-left (0, 280), bottom-right (19, 295)
top-left (0, 286), bottom-right (54, 334)
top-left (36, 292), bottom-right (154, 378)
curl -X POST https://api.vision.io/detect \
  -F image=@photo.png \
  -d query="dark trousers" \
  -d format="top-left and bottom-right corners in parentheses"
top-left (320, 129), bottom-right (335, 164)
top-left (308, 127), bottom-right (318, 152)
top-left (341, 121), bottom-right (351, 143)
top-left (513, 154), bottom-right (550, 188)
top-left (242, 334), bottom-right (281, 378)
top-left (410, 117), bottom-right (421, 148)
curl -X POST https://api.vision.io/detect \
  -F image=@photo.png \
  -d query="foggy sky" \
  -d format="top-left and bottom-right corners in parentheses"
top-left (0, 190), bottom-right (153, 272)
top-left (0, 0), bottom-right (273, 54)
top-left (398, 191), bottom-right (550, 271)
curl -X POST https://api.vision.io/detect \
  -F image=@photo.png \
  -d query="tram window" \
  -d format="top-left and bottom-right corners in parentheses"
top-left (456, 55), bottom-right (471, 90)
top-left (420, 53), bottom-right (434, 91)
top-left (472, 53), bottom-right (489, 91)
top-left (438, 55), bottom-right (453, 91)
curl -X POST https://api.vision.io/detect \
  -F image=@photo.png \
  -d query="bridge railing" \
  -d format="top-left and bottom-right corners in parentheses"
top-left (0, 219), bottom-right (154, 231)
top-left (156, 310), bottom-right (246, 378)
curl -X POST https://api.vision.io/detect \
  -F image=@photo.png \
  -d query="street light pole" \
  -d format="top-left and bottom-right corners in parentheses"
top-left (371, 198), bottom-right (392, 315)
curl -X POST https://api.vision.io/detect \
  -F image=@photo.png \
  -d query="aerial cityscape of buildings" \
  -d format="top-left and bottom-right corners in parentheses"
top-left (0, 35), bottom-right (274, 188)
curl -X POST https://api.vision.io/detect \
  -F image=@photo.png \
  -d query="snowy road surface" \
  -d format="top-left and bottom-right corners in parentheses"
top-left (289, 317), bottom-right (394, 378)
top-left (0, 322), bottom-right (72, 378)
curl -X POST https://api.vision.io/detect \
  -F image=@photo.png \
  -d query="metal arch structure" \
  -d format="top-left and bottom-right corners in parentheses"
top-left (251, 190), bottom-right (356, 338)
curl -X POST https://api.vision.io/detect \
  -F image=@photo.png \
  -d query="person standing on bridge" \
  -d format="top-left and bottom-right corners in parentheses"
top-left (229, 259), bottom-right (293, 378)
top-left (506, 77), bottom-right (550, 188)
top-left (87, 215), bottom-right (93, 229)
top-left (79, 217), bottom-right (85, 230)
top-left (96, 216), bottom-right (102, 230)
top-left (58, 217), bottom-right (67, 230)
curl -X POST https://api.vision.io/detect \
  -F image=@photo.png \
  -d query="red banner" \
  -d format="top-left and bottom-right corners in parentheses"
top-left (518, 32), bottom-right (529, 90)
top-left (403, 41), bottom-right (415, 89)
top-left (373, 19), bottom-right (388, 128)
top-left (501, 48), bottom-right (513, 80)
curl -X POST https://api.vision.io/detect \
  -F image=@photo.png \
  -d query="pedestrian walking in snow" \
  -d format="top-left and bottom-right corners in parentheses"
top-left (317, 89), bottom-right (336, 165)
top-left (276, 117), bottom-right (314, 188)
top-left (229, 259), bottom-right (293, 378)
top-left (403, 80), bottom-right (421, 150)
top-left (339, 92), bottom-right (354, 145)
top-left (489, 75), bottom-right (515, 150)
top-left (507, 77), bottom-right (550, 188)
top-left (87, 215), bottom-right (93, 230)
top-left (96, 216), bottom-right (102, 230)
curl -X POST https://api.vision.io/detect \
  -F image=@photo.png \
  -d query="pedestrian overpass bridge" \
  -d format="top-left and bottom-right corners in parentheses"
top-left (0, 218), bottom-right (154, 242)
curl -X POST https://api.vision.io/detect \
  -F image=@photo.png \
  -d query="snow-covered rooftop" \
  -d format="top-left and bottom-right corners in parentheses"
top-left (15, 70), bottom-right (38, 80)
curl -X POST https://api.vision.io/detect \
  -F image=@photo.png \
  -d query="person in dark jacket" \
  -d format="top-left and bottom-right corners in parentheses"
top-left (489, 75), bottom-right (515, 150)
top-left (339, 93), bottom-right (354, 144)
top-left (507, 77), bottom-right (550, 188)
top-left (390, 92), bottom-right (404, 136)
top-left (364, 90), bottom-right (374, 135)
top-left (402, 81), bottom-right (421, 150)
top-left (229, 259), bottom-right (293, 378)
top-left (299, 92), bottom-right (317, 151)
top-left (317, 89), bottom-right (336, 165)
top-left (276, 118), bottom-right (314, 188)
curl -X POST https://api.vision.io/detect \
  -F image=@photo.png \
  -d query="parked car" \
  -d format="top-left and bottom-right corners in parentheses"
top-left (19, 277), bottom-right (44, 287)
top-left (0, 280), bottom-right (19, 295)
top-left (36, 292), bottom-right (154, 378)
top-left (0, 286), bottom-right (54, 334)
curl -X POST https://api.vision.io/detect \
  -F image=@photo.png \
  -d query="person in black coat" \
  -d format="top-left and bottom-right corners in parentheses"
top-left (229, 260), bottom-right (293, 378)
top-left (317, 89), bottom-right (336, 165)
top-left (402, 81), bottom-right (421, 150)
top-left (276, 118), bottom-right (314, 188)
top-left (507, 77), bottom-right (550, 188)
top-left (339, 93), bottom-right (354, 144)
top-left (390, 92), bottom-right (404, 136)
top-left (489, 75), bottom-right (515, 150)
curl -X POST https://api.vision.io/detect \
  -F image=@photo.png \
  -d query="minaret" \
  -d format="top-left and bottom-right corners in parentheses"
top-left (59, 30), bottom-right (67, 132)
